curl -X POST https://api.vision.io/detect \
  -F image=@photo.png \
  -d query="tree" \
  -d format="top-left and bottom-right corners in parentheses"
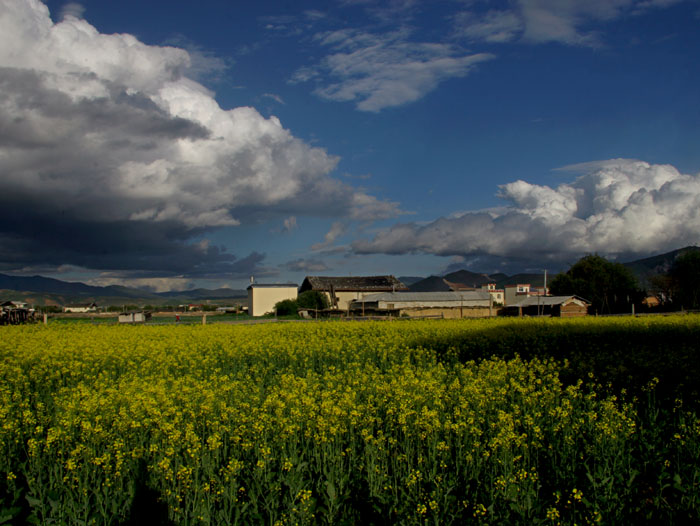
top-left (274, 299), bottom-right (298, 316)
top-left (297, 290), bottom-right (329, 311)
top-left (549, 255), bottom-right (642, 314)
top-left (669, 250), bottom-right (700, 310)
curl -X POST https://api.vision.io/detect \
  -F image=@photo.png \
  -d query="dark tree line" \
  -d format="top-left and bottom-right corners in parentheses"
top-left (667, 250), bottom-right (700, 310)
top-left (550, 250), bottom-right (700, 314)
top-left (549, 255), bottom-right (643, 314)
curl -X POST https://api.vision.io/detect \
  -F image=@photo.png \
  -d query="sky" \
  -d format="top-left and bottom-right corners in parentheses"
top-left (1, 0), bottom-right (699, 292)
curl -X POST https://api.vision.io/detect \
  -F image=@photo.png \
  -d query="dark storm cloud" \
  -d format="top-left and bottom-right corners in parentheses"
top-left (0, 1), bottom-right (401, 280)
top-left (0, 205), bottom-right (266, 278)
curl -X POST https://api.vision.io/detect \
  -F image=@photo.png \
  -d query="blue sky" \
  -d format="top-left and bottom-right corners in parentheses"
top-left (1, 0), bottom-right (699, 291)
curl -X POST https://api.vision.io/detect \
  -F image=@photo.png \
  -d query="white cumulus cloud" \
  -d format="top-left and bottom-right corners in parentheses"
top-left (353, 159), bottom-right (700, 262)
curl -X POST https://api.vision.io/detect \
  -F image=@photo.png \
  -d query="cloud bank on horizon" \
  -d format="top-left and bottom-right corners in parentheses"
top-left (0, 0), bottom-right (399, 278)
top-left (354, 159), bottom-right (700, 264)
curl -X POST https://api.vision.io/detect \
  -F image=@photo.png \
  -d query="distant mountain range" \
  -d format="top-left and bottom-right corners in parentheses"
top-left (0, 273), bottom-right (247, 307)
top-left (622, 246), bottom-right (700, 288)
top-left (401, 269), bottom-right (549, 292)
top-left (1, 246), bottom-right (697, 306)
top-left (400, 246), bottom-right (700, 293)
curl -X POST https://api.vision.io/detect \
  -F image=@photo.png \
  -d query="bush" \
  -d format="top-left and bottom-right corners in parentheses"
top-left (297, 290), bottom-right (329, 311)
top-left (274, 298), bottom-right (298, 316)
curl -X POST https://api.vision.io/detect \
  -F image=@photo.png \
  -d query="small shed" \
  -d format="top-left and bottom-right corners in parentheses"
top-left (0, 302), bottom-right (34, 325)
top-left (503, 296), bottom-right (590, 317)
top-left (118, 311), bottom-right (151, 323)
top-left (299, 276), bottom-right (408, 310)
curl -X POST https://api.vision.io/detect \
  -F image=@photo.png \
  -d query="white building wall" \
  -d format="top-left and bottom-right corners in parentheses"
top-left (64, 307), bottom-right (91, 313)
top-left (249, 287), bottom-right (298, 316)
top-left (326, 291), bottom-right (377, 311)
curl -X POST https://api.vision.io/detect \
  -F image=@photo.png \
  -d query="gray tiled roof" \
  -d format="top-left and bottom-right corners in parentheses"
top-left (353, 291), bottom-right (491, 303)
top-left (509, 295), bottom-right (590, 307)
top-left (301, 276), bottom-right (408, 292)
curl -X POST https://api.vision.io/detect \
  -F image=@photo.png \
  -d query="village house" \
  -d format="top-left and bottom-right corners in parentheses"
top-left (504, 284), bottom-right (549, 305)
top-left (299, 276), bottom-right (408, 311)
top-left (350, 290), bottom-right (495, 318)
top-left (504, 284), bottom-right (530, 305)
top-left (480, 283), bottom-right (505, 305)
top-left (247, 283), bottom-right (298, 317)
top-left (63, 302), bottom-right (98, 313)
top-left (502, 295), bottom-right (590, 317)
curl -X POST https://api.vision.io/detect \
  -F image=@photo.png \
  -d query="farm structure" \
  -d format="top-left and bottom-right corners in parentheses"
top-left (0, 301), bottom-right (35, 325)
top-left (502, 295), bottom-right (590, 317)
top-left (63, 302), bottom-right (98, 313)
top-left (299, 276), bottom-right (408, 311)
top-left (350, 290), bottom-right (495, 318)
top-left (247, 284), bottom-right (298, 317)
top-left (118, 311), bottom-right (152, 323)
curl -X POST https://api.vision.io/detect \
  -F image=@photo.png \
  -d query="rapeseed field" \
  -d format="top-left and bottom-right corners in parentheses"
top-left (1, 317), bottom-right (699, 525)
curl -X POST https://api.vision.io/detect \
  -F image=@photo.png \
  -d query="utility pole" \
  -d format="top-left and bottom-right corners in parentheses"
top-left (544, 269), bottom-right (547, 295)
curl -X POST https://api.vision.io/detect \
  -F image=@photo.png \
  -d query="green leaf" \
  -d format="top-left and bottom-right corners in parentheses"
top-left (325, 481), bottom-right (337, 501)
top-left (0, 506), bottom-right (22, 524)
top-left (25, 495), bottom-right (42, 508)
top-left (673, 473), bottom-right (683, 490)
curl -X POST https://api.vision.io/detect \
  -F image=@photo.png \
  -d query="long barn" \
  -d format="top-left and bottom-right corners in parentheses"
top-left (299, 276), bottom-right (408, 311)
top-left (350, 290), bottom-right (494, 318)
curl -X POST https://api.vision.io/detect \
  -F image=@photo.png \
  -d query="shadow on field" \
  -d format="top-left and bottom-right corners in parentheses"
top-left (123, 461), bottom-right (172, 526)
top-left (408, 318), bottom-right (700, 408)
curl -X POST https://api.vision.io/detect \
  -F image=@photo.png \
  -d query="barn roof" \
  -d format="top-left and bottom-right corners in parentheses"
top-left (442, 280), bottom-right (477, 291)
top-left (509, 295), bottom-right (590, 307)
top-left (300, 276), bottom-right (408, 292)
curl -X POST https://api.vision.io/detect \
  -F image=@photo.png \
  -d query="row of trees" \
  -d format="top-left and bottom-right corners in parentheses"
top-left (550, 251), bottom-right (700, 314)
